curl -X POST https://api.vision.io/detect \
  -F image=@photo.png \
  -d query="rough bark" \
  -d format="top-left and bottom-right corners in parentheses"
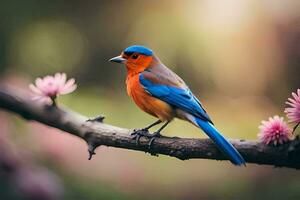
top-left (0, 86), bottom-right (299, 169)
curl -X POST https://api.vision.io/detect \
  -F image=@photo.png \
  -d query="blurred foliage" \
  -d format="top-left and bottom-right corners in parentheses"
top-left (0, 0), bottom-right (300, 199)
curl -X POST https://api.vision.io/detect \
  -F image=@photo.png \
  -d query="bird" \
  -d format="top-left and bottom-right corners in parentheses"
top-left (109, 45), bottom-right (245, 165)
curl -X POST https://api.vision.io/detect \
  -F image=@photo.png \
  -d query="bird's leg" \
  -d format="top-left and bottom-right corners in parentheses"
top-left (144, 119), bottom-right (163, 130)
top-left (131, 120), bottom-right (162, 144)
top-left (132, 119), bottom-right (162, 134)
top-left (148, 120), bottom-right (170, 149)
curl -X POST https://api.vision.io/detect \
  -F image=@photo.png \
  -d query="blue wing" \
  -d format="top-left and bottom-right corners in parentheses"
top-left (139, 72), bottom-right (213, 124)
top-left (140, 70), bottom-right (246, 165)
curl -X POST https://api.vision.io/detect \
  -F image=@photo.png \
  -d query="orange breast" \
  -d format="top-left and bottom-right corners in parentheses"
top-left (126, 74), bottom-right (174, 121)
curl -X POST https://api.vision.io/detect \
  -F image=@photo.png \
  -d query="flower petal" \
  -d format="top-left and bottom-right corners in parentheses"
top-left (29, 84), bottom-right (42, 95)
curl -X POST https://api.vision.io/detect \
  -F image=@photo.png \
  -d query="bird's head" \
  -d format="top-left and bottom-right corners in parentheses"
top-left (109, 45), bottom-right (154, 73)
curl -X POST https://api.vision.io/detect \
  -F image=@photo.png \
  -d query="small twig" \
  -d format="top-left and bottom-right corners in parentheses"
top-left (293, 122), bottom-right (300, 133)
top-left (87, 115), bottom-right (105, 123)
top-left (87, 142), bottom-right (97, 160)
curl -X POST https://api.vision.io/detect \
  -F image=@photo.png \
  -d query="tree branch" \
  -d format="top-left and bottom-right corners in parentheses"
top-left (0, 85), bottom-right (299, 169)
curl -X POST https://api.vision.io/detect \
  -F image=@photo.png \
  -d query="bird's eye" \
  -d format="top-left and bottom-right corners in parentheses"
top-left (132, 54), bottom-right (139, 59)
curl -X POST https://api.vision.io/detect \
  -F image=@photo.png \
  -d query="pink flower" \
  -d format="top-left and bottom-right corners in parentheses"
top-left (258, 116), bottom-right (293, 145)
top-left (29, 73), bottom-right (77, 105)
top-left (285, 89), bottom-right (300, 125)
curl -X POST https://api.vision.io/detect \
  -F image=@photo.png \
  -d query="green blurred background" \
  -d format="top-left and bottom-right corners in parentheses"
top-left (0, 0), bottom-right (300, 199)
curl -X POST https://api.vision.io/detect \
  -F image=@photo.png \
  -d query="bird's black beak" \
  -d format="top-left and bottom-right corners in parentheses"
top-left (109, 55), bottom-right (126, 64)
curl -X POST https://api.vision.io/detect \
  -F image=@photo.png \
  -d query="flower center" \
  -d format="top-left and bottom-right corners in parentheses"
top-left (45, 82), bottom-right (58, 97)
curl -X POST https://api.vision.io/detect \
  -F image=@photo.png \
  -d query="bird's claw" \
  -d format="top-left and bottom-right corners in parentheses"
top-left (131, 128), bottom-right (151, 145)
top-left (131, 129), bottom-right (160, 150)
top-left (148, 132), bottom-right (161, 150)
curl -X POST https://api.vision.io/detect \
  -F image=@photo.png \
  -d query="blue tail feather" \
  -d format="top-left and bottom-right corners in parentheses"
top-left (196, 118), bottom-right (245, 166)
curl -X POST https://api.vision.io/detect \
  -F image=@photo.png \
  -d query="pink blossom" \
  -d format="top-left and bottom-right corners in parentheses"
top-left (285, 89), bottom-right (300, 125)
top-left (258, 116), bottom-right (293, 145)
top-left (29, 73), bottom-right (77, 105)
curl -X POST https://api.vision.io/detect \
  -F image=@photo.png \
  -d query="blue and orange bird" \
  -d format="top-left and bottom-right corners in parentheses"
top-left (109, 45), bottom-right (245, 165)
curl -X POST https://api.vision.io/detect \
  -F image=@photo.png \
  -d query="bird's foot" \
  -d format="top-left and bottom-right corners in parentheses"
top-left (148, 132), bottom-right (161, 150)
top-left (131, 129), bottom-right (161, 150)
top-left (131, 128), bottom-right (152, 145)
top-left (86, 115), bottom-right (105, 123)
